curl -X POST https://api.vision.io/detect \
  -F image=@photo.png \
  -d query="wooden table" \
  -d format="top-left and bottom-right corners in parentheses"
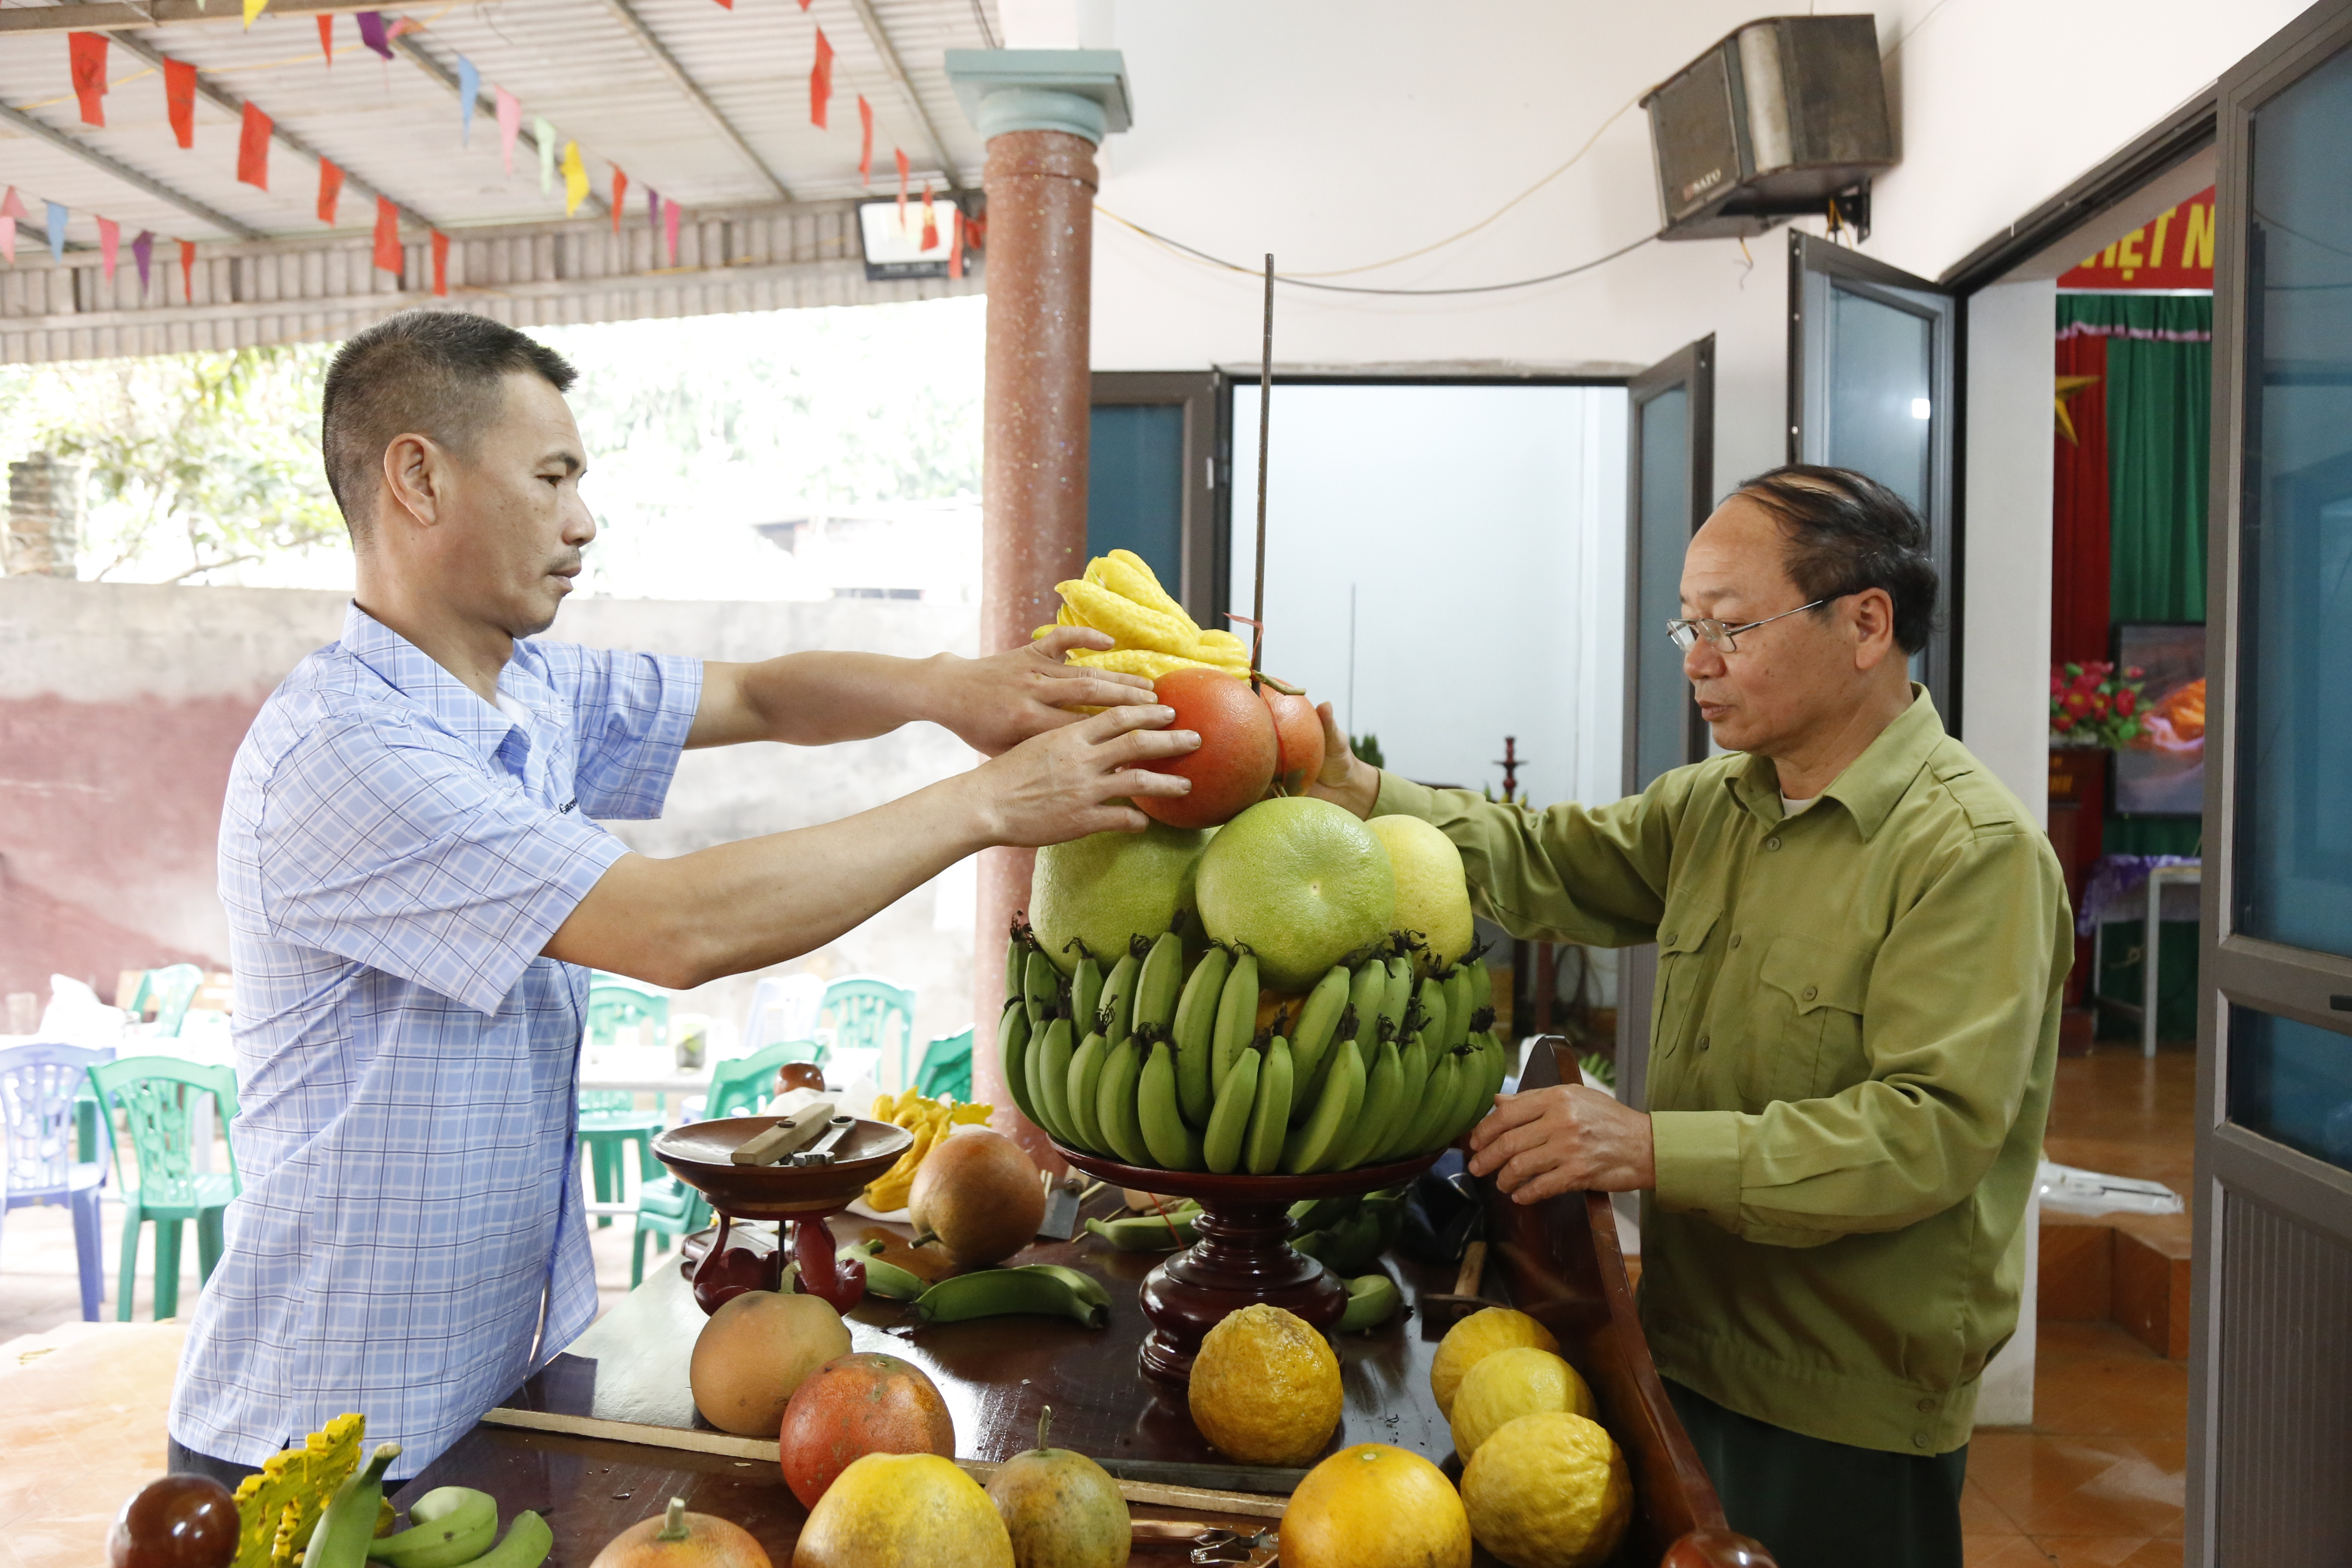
top-left (409, 1034), bottom-right (1772, 1567)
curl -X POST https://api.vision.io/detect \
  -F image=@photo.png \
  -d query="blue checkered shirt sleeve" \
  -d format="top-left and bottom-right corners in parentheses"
top-left (529, 643), bottom-right (701, 820)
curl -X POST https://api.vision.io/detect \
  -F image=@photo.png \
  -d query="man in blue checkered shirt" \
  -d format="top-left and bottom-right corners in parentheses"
top-left (167, 310), bottom-right (1197, 1482)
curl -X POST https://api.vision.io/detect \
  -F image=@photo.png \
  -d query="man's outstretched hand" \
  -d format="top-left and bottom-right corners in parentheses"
top-left (927, 626), bottom-right (1161, 757)
top-left (1465, 1084), bottom-right (1656, 1203)
top-left (1304, 700), bottom-right (1381, 818)
top-left (969, 701), bottom-right (1200, 846)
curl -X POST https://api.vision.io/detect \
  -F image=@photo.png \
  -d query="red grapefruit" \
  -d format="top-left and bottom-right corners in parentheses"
top-left (779, 1352), bottom-right (957, 1509)
top-left (1261, 683), bottom-right (1325, 796)
top-left (1136, 667), bottom-right (1277, 830)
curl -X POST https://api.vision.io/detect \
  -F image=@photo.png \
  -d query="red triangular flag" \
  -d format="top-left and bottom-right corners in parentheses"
top-left (180, 239), bottom-right (196, 303)
top-left (920, 183), bottom-right (938, 251)
top-left (894, 147), bottom-right (910, 229)
top-left (431, 230), bottom-right (450, 296)
top-left (713, 0), bottom-right (732, 7)
top-left (948, 203), bottom-right (964, 279)
top-left (809, 28), bottom-right (833, 129)
top-left (611, 168), bottom-right (628, 234)
top-left (69, 33), bottom-right (108, 126)
top-left (318, 15), bottom-right (334, 64)
top-left (317, 158), bottom-right (344, 225)
top-left (237, 101), bottom-right (272, 190)
top-left (162, 58), bottom-right (197, 149)
top-left (372, 196), bottom-right (401, 274)
top-left (97, 215), bottom-right (119, 281)
top-left (858, 95), bottom-right (873, 188)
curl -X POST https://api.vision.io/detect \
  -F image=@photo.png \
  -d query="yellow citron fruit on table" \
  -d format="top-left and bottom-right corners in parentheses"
top-left (1280, 1443), bottom-right (1471, 1568)
top-left (1187, 1303), bottom-right (1342, 1466)
top-left (1430, 1305), bottom-right (1560, 1419)
top-left (792, 1452), bottom-right (1014, 1568)
top-left (1450, 1346), bottom-right (1596, 1458)
top-left (1459, 1411), bottom-right (1632, 1568)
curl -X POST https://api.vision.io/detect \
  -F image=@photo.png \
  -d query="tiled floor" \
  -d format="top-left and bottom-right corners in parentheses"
top-left (1965, 1041), bottom-right (2197, 1567)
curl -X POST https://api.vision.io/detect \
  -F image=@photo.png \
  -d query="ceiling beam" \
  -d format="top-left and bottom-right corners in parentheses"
top-left (841, 0), bottom-right (962, 192)
top-left (0, 99), bottom-right (259, 240)
top-left (107, 33), bottom-right (440, 230)
top-left (0, 0), bottom-right (487, 34)
top-left (388, 31), bottom-right (606, 216)
top-left (593, 0), bottom-right (794, 202)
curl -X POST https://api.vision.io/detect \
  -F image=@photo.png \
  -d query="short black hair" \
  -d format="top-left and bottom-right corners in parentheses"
top-left (1734, 465), bottom-right (1939, 654)
top-left (321, 310), bottom-right (576, 540)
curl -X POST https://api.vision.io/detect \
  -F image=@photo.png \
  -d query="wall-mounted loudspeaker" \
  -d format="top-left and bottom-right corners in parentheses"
top-left (1643, 15), bottom-right (1895, 241)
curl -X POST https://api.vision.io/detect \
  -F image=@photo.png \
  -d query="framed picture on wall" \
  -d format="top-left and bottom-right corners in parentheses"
top-left (2112, 622), bottom-right (2207, 818)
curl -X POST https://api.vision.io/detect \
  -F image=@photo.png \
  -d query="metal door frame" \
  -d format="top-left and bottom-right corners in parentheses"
top-left (1090, 371), bottom-right (1222, 628)
top-left (1787, 233), bottom-right (1962, 729)
top-left (2193, 3), bottom-right (2352, 1556)
top-left (1616, 337), bottom-right (1716, 1112)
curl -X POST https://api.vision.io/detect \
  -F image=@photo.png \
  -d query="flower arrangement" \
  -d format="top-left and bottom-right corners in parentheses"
top-left (2050, 660), bottom-right (2147, 748)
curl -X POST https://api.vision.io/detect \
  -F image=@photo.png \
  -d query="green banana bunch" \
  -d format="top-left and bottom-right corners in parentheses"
top-left (1285, 966), bottom-right (1352, 1123)
top-left (1399, 1045), bottom-right (1465, 1156)
top-left (1023, 948), bottom-right (1060, 1031)
top-left (1369, 1031), bottom-right (1437, 1165)
top-left (1005, 922), bottom-right (1029, 1003)
top-left (465, 1513), bottom-right (551, 1568)
top-left (1133, 931), bottom-right (1185, 1036)
top-left (1095, 1035), bottom-right (1152, 1166)
top-left (1283, 1035), bottom-right (1364, 1175)
top-left (368, 1488), bottom-right (496, 1568)
top-left (306, 1443), bottom-right (402, 1568)
top-left (1286, 1194), bottom-right (1358, 1236)
top-left (1064, 1029), bottom-right (1110, 1153)
top-left (1209, 948), bottom-right (1259, 1100)
top-left (1467, 957), bottom-right (1494, 1018)
top-left (1138, 1038), bottom-right (1205, 1170)
top-left (914, 1264), bottom-right (1111, 1328)
top-left (1441, 966), bottom-right (1475, 1050)
top-left (1337, 1272), bottom-right (1403, 1333)
top-left (1170, 943), bottom-right (1231, 1126)
top-left (1027, 1015), bottom-right (1077, 1145)
top-left (1294, 1188), bottom-right (1405, 1276)
top-left (1377, 953), bottom-right (1414, 1040)
top-left (1328, 1034), bottom-right (1406, 1172)
top-left (1084, 1203), bottom-right (1201, 1250)
top-left (839, 1239), bottom-right (927, 1301)
top-left (1069, 954), bottom-right (1104, 1041)
top-left (1201, 1037), bottom-right (1260, 1175)
top-left (1243, 1036), bottom-right (1293, 1175)
top-left (1346, 959), bottom-right (1386, 1048)
top-left (1413, 981), bottom-right (1449, 1062)
top-left (998, 998), bottom-right (1037, 1127)
top-left (1098, 941), bottom-right (1143, 1043)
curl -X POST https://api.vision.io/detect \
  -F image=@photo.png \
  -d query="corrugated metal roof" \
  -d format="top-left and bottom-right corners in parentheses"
top-left (0, 0), bottom-right (994, 249)
top-left (0, 194), bottom-right (981, 364)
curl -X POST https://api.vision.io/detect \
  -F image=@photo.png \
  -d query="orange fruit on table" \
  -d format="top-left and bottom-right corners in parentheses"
top-left (1187, 1302), bottom-right (1342, 1466)
top-left (1281, 1443), bottom-right (1471, 1568)
top-left (1429, 1305), bottom-right (1560, 1419)
top-left (589, 1497), bottom-right (772, 1568)
top-left (1136, 665), bottom-right (1278, 830)
top-left (779, 1352), bottom-right (956, 1509)
top-left (790, 1452), bottom-right (1011, 1568)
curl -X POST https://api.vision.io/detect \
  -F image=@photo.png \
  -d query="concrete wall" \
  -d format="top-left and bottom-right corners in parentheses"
top-left (0, 576), bottom-right (986, 1057)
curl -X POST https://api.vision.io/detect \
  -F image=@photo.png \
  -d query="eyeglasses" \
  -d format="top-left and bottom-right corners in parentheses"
top-left (1666, 598), bottom-right (1833, 653)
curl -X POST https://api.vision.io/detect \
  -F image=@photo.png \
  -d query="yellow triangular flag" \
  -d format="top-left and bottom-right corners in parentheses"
top-left (244, 0), bottom-right (268, 25)
top-left (560, 141), bottom-right (589, 217)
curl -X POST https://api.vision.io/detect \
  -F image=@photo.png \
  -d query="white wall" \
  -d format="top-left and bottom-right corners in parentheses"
top-left (1084, 0), bottom-right (2307, 803)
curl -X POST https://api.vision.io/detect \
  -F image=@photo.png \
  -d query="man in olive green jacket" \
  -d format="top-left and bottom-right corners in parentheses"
top-left (1309, 466), bottom-right (2069, 1568)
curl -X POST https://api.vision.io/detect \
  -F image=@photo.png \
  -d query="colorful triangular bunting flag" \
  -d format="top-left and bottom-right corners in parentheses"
top-left (164, 58), bottom-right (197, 148)
top-left (97, 216), bottom-right (119, 281)
top-left (68, 33), bottom-right (108, 127)
top-left (561, 141), bottom-right (589, 216)
top-left (46, 202), bottom-right (67, 264)
top-left (180, 238), bottom-right (196, 302)
top-left (810, 28), bottom-right (833, 129)
top-left (237, 102), bottom-right (272, 190)
top-left (131, 230), bottom-right (153, 292)
top-left (858, 96), bottom-right (873, 188)
top-left (372, 197), bottom-right (401, 273)
top-left (318, 158), bottom-right (343, 225)
top-left (457, 56), bottom-right (478, 147)
top-left (535, 116), bottom-right (557, 195)
top-left (497, 89), bottom-right (521, 176)
top-left (431, 230), bottom-right (449, 296)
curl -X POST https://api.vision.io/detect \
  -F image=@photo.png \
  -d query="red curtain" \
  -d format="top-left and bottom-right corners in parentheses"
top-left (2052, 327), bottom-right (2110, 666)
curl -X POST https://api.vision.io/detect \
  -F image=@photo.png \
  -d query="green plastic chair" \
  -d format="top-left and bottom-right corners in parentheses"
top-left (125, 966), bottom-right (205, 1038)
top-left (629, 1041), bottom-right (805, 1287)
top-left (820, 976), bottom-right (916, 1089)
top-left (586, 975), bottom-right (670, 1050)
top-left (577, 1090), bottom-right (665, 1228)
top-left (88, 1056), bottom-right (241, 1321)
top-left (914, 1027), bottom-right (974, 1104)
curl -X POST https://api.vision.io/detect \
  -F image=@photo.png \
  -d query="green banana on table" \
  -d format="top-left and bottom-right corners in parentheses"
top-left (368, 1488), bottom-right (496, 1568)
top-left (914, 1264), bottom-right (1112, 1329)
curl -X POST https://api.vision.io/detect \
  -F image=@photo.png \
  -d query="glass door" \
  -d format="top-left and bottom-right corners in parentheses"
top-left (1616, 338), bottom-right (1715, 1111)
top-left (2194, 6), bottom-right (2352, 1561)
top-left (1787, 234), bottom-right (1960, 723)
top-left (1089, 372), bottom-right (1220, 626)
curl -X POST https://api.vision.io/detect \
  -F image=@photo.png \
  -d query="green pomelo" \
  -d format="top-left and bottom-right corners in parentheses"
top-left (1195, 798), bottom-right (1396, 993)
top-left (1031, 822), bottom-right (1213, 976)
top-left (1366, 815), bottom-right (1474, 974)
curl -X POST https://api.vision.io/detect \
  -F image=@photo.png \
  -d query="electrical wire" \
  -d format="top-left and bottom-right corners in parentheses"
top-left (1096, 206), bottom-right (1656, 297)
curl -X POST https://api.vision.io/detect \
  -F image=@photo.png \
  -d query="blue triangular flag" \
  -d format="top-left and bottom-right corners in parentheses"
top-left (458, 56), bottom-right (478, 147)
top-left (45, 201), bottom-right (66, 263)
